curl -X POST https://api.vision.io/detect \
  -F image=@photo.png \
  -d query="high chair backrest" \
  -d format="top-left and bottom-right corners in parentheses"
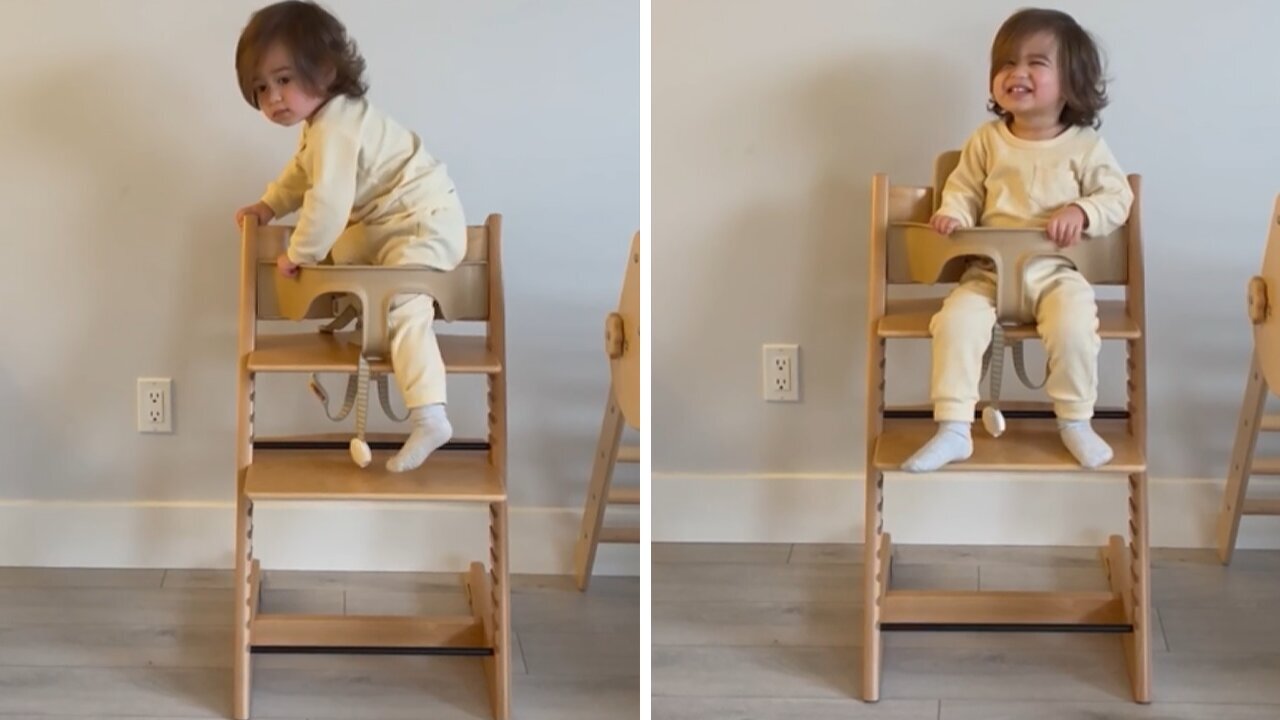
top-left (248, 219), bottom-right (498, 357)
top-left (883, 150), bottom-right (1135, 322)
top-left (932, 150), bottom-right (961, 215)
top-left (1251, 195), bottom-right (1280, 394)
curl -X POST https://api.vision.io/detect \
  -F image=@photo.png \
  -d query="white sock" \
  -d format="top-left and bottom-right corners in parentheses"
top-left (901, 421), bottom-right (973, 472)
top-left (387, 404), bottom-right (453, 473)
top-left (1058, 419), bottom-right (1113, 469)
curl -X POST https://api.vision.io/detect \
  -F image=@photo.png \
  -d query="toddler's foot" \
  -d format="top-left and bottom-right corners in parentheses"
top-left (901, 421), bottom-right (972, 472)
top-left (1058, 419), bottom-right (1113, 469)
top-left (387, 404), bottom-right (453, 473)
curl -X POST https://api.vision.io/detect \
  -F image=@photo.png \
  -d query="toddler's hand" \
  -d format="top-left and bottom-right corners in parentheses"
top-left (1047, 204), bottom-right (1086, 248)
top-left (235, 202), bottom-right (276, 230)
top-left (930, 213), bottom-right (962, 236)
top-left (276, 253), bottom-right (299, 278)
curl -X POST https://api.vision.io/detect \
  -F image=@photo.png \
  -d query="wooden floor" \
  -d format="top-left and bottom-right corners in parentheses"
top-left (0, 567), bottom-right (638, 719)
top-left (654, 542), bottom-right (1280, 719)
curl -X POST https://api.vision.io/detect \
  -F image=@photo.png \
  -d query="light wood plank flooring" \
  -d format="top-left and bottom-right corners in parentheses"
top-left (654, 542), bottom-right (1280, 720)
top-left (0, 567), bottom-right (638, 719)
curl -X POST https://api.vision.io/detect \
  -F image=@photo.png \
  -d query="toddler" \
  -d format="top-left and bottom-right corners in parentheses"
top-left (902, 8), bottom-right (1134, 472)
top-left (234, 1), bottom-right (466, 473)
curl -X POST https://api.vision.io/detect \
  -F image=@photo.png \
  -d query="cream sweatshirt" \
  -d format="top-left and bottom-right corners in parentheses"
top-left (262, 95), bottom-right (464, 268)
top-left (936, 119), bottom-right (1133, 236)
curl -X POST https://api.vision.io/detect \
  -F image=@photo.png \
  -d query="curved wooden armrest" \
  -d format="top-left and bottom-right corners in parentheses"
top-left (275, 265), bottom-right (486, 357)
top-left (887, 223), bottom-right (1128, 322)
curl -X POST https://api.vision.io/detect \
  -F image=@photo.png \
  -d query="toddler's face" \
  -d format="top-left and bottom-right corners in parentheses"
top-left (252, 43), bottom-right (328, 127)
top-left (991, 32), bottom-right (1065, 124)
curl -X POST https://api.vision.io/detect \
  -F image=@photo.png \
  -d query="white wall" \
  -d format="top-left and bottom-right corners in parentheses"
top-left (0, 0), bottom-right (639, 572)
top-left (653, 0), bottom-right (1280, 546)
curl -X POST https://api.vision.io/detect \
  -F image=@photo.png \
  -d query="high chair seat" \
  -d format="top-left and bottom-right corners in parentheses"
top-left (876, 297), bottom-right (1140, 339)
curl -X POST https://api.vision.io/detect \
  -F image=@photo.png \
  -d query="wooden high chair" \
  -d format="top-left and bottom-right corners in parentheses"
top-left (233, 215), bottom-right (510, 719)
top-left (862, 153), bottom-right (1151, 702)
top-left (1217, 195), bottom-right (1280, 564)
top-left (573, 231), bottom-right (641, 590)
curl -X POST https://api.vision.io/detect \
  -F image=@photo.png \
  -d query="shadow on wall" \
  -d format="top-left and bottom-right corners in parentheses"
top-left (2, 51), bottom-right (247, 591)
top-left (656, 50), bottom-right (972, 479)
top-left (2, 48), bottom-right (247, 709)
top-left (507, 296), bottom-right (617, 507)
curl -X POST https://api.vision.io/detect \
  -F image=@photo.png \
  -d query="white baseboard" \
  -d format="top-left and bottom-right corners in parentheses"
top-left (16, 473), bottom-right (1275, 569)
top-left (654, 472), bottom-right (1280, 549)
top-left (0, 500), bottom-right (639, 575)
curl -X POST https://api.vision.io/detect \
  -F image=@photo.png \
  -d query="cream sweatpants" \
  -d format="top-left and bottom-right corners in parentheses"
top-left (929, 258), bottom-right (1101, 422)
top-left (329, 199), bottom-right (467, 409)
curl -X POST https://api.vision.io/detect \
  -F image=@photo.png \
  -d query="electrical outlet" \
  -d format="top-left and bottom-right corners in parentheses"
top-left (137, 378), bottom-right (172, 433)
top-left (762, 344), bottom-right (799, 401)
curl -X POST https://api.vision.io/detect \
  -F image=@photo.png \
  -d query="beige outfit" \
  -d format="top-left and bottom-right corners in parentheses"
top-left (931, 120), bottom-right (1133, 422)
top-left (261, 95), bottom-right (466, 408)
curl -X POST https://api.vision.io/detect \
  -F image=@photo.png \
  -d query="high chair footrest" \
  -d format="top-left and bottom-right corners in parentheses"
top-left (1244, 458), bottom-right (1280, 476)
top-left (599, 526), bottom-right (640, 543)
top-left (1242, 499), bottom-right (1280, 515)
top-left (245, 448), bottom-right (504, 501)
top-left (874, 418), bottom-right (1145, 472)
top-left (607, 486), bottom-right (640, 505)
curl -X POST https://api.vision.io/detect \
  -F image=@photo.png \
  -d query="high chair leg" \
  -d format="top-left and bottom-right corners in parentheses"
top-left (470, 501), bottom-right (511, 720)
top-left (574, 392), bottom-right (627, 590)
top-left (1217, 353), bottom-right (1268, 563)
top-left (862, 468), bottom-right (887, 701)
top-left (232, 493), bottom-right (254, 720)
top-left (1102, 473), bottom-right (1151, 702)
